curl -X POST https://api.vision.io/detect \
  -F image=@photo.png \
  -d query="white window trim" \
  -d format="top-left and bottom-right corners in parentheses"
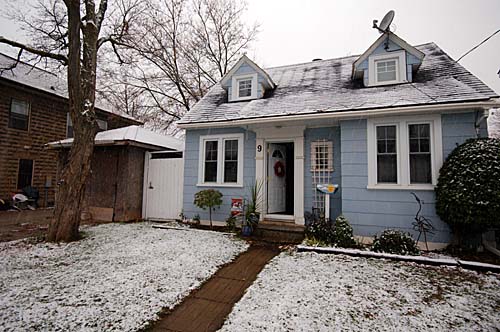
top-left (368, 50), bottom-right (407, 86)
top-left (197, 133), bottom-right (244, 187)
top-left (367, 115), bottom-right (442, 190)
top-left (231, 73), bottom-right (258, 101)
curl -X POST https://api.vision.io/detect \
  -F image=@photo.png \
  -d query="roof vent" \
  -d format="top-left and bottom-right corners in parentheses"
top-left (312, 58), bottom-right (322, 62)
top-left (50, 86), bottom-right (56, 90)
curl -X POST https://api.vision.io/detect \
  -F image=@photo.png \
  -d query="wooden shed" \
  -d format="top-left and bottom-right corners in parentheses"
top-left (47, 126), bottom-right (183, 222)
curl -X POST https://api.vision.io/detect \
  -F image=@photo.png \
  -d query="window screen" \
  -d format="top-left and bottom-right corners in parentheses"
top-left (17, 159), bottom-right (33, 189)
top-left (376, 59), bottom-right (397, 82)
top-left (204, 140), bottom-right (218, 182)
top-left (223, 139), bottom-right (238, 183)
top-left (9, 99), bottom-right (30, 130)
top-left (409, 123), bottom-right (432, 184)
top-left (376, 125), bottom-right (397, 183)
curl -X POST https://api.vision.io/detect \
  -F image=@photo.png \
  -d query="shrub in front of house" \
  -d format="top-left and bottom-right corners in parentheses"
top-left (305, 215), bottom-right (335, 245)
top-left (333, 215), bottom-right (357, 248)
top-left (372, 229), bottom-right (420, 255)
top-left (436, 138), bottom-right (500, 229)
top-left (193, 189), bottom-right (223, 229)
top-left (305, 214), bottom-right (357, 248)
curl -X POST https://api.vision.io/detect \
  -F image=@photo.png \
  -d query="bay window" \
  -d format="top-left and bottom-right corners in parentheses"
top-left (199, 134), bottom-right (244, 186)
top-left (367, 115), bottom-right (442, 189)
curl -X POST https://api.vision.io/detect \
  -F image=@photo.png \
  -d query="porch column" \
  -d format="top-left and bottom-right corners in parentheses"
top-left (255, 138), bottom-right (265, 220)
top-left (294, 136), bottom-right (305, 225)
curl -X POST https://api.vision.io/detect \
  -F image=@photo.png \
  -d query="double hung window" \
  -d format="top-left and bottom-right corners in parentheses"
top-left (199, 134), bottom-right (244, 186)
top-left (368, 116), bottom-right (442, 189)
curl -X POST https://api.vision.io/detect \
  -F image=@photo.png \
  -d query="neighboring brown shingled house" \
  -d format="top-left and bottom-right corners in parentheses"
top-left (0, 53), bottom-right (141, 206)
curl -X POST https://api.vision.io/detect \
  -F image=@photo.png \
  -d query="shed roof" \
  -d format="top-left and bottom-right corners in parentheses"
top-left (179, 43), bottom-right (499, 126)
top-left (47, 125), bottom-right (184, 151)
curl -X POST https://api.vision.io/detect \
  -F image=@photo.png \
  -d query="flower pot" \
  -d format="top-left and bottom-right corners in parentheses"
top-left (241, 225), bottom-right (252, 237)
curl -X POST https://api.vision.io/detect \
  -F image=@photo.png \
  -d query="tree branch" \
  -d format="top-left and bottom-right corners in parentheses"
top-left (0, 36), bottom-right (68, 65)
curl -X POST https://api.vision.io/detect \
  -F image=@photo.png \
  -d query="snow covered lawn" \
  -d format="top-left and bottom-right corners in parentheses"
top-left (221, 251), bottom-right (500, 331)
top-left (0, 222), bottom-right (248, 331)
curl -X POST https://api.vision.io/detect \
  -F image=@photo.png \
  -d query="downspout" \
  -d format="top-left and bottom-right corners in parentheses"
top-left (475, 109), bottom-right (489, 137)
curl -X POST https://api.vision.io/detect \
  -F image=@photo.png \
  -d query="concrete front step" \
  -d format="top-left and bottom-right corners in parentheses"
top-left (254, 220), bottom-right (305, 244)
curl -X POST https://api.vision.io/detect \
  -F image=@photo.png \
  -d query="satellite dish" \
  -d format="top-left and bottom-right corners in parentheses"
top-left (376, 10), bottom-right (395, 33)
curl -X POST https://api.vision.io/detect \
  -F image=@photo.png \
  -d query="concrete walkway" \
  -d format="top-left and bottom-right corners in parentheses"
top-left (148, 245), bottom-right (280, 332)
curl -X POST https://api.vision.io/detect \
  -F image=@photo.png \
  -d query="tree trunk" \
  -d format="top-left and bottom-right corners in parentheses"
top-left (47, 0), bottom-right (99, 242)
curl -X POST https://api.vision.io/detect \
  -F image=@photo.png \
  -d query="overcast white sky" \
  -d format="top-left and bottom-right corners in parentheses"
top-left (1, 0), bottom-right (499, 93)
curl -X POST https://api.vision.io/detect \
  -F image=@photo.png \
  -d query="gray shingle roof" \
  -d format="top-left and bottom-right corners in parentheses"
top-left (0, 53), bottom-right (140, 123)
top-left (179, 43), bottom-right (498, 125)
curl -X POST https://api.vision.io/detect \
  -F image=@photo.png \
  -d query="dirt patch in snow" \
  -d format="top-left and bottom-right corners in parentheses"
top-left (0, 222), bottom-right (248, 331)
top-left (221, 251), bottom-right (500, 331)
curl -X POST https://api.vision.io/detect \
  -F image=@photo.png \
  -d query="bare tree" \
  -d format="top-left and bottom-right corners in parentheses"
top-left (0, 0), bottom-right (142, 242)
top-left (98, 0), bottom-right (258, 132)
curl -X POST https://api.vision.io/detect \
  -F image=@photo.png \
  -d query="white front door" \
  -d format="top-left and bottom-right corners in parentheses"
top-left (267, 143), bottom-right (287, 213)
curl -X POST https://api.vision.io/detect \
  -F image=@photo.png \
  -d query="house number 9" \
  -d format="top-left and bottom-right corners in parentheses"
top-left (257, 145), bottom-right (262, 152)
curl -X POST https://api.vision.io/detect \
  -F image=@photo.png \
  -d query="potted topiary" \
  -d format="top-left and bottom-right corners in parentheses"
top-left (193, 189), bottom-right (223, 229)
top-left (242, 180), bottom-right (263, 236)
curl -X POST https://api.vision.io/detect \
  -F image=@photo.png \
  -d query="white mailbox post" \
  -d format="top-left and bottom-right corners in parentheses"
top-left (316, 184), bottom-right (339, 220)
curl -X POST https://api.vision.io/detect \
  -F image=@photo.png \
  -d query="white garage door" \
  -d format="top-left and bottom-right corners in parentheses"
top-left (143, 151), bottom-right (184, 220)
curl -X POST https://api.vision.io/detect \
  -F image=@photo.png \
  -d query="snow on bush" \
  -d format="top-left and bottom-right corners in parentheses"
top-left (221, 252), bottom-right (500, 331)
top-left (0, 222), bottom-right (248, 331)
top-left (305, 215), bottom-right (357, 248)
top-left (436, 138), bottom-right (500, 228)
top-left (372, 229), bottom-right (420, 256)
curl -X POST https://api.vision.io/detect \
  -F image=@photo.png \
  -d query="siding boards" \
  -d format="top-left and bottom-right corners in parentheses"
top-left (339, 112), bottom-right (481, 243)
top-left (304, 127), bottom-right (342, 219)
top-left (182, 127), bottom-right (256, 222)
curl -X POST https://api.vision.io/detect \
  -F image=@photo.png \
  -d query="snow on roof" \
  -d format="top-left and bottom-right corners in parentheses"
top-left (0, 52), bottom-right (140, 123)
top-left (179, 43), bottom-right (499, 125)
top-left (0, 53), bottom-right (66, 97)
top-left (47, 125), bottom-right (184, 151)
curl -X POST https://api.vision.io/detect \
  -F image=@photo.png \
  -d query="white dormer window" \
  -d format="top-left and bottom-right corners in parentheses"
top-left (368, 50), bottom-right (407, 86)
top-left (231, 73), bottom-right (258, 101)
top-left (238, 78), bottom-right (252, 98)
top-left (376, 59), bottom-right (397, 82)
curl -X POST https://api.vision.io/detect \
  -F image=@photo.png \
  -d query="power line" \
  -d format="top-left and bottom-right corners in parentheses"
top-left (457, 28), bottom-right (500, 62)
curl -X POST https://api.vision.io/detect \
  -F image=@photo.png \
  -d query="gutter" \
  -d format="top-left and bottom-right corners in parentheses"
top-left (177, 99), bottom-right (500, 129)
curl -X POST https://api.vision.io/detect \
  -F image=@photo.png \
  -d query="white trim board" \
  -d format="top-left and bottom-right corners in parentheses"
top-left (177, 100), bottom-right (500, 129)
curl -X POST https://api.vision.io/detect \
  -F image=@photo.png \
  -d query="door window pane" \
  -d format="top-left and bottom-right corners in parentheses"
top-left (224, 139), bottom-right (238, 183)
top-left (409, 124), bottom-right (432, 183)
top-left (376, 125), bottom-right (397, 183)
top-left (17, 159), bottom-right (33, 189)
top-left (204, 141), bottom-right (218, 182)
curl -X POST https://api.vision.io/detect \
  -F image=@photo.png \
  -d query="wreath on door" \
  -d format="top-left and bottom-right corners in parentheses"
top-left (274, 161), bottom-right (285, 177)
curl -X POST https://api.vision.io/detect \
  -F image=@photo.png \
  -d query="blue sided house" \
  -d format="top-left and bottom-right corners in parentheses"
top-left (177, 29), bottom-right (499, 248)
